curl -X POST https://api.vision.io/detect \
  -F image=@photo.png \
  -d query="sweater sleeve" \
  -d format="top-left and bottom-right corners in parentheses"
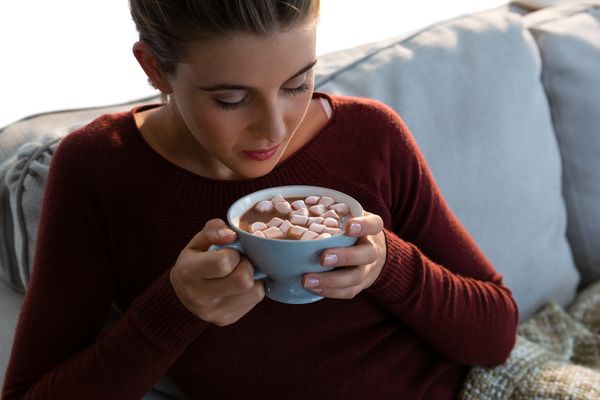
top-left (2, 131), bottom-right (206, 400)
top-left (364, 104), bottom-right (518, 367)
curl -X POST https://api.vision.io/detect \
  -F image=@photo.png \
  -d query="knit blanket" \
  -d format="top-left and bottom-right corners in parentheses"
top-left (459, 280), bottom-right (600, 400)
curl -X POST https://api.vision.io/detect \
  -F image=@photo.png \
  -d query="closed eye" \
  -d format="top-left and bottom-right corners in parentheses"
top-left (214, 81), bottom-right (311, 111)
top-left (283, 81), bottom-right (310, 96)
top-left (215, 94), bottom-right (249, 110)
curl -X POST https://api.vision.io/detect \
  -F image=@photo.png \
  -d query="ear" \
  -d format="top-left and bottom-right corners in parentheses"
top-left (132, 41), bottom-right (173, 94)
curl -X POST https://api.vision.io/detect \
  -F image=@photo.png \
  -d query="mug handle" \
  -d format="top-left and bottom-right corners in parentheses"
top-left (208, 242), bottom-right (268, 280)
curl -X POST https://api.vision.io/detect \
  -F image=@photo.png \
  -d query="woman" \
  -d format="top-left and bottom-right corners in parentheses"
top-left (2, 1), bottom-right (518, 399)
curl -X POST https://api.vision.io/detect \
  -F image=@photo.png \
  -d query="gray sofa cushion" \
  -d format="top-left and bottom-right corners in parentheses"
top-left (4, 138), bottom-right (60, 291)
top-left (315, 9), bottom-right (579, 320)
top-left (0, 281), bottom-right (24, 388)
top-left (0, 128), bottom-right (82, 292)
top-left (525, 3), bottom-right (600, 287)
top-left (0, 96), bottom-right (161, 291)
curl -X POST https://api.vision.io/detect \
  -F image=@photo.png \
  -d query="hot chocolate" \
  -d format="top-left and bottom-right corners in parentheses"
top-left (239, 194), bottom-right (350, 240)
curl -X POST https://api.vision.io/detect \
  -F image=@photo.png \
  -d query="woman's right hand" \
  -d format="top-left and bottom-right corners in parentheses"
top-left (170, 219), bottom-right (265, 326)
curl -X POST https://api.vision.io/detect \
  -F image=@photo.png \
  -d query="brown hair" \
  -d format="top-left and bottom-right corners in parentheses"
top-left (130, 0), bottom-right (320, 76)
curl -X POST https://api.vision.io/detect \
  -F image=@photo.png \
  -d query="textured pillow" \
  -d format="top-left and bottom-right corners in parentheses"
top-left (4, 137), bottom-right (61, 291)
top-left (0, 96), bottom-right (161, 291)
top-left (315, 9), bottom-right (579, 320)
top-left (525, 4), bottom-right (600, 287)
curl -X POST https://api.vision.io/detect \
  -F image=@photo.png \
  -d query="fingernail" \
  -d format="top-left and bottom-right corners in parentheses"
top-left (305, 277), bottom-right (320, 288)
top-left (218, 228), bottom-right (235, 237)
top-left (323, 253), bottom-right (338, 266)
top-left (348, 222), bottom-right (361, 236)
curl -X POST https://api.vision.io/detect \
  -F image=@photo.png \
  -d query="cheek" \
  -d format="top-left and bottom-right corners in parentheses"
top-left (173, 91), bottom-right (224, 132)
top-left (286, 93), bottom-right (313, 125)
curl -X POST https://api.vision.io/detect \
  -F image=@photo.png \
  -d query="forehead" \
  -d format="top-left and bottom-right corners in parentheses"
top-left (175, 25), bottom-right (317, 85)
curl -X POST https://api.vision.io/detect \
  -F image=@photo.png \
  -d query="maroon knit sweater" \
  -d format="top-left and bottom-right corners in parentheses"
top-left (3, 94), bottom-right (518, 400)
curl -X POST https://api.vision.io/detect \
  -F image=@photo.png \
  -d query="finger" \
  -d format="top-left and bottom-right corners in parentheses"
top-left (302, 266), bottom-right (365, 299)
top-left (311, 285), bottom-right (362, 300)
top-left (187, 218), bottom-right (237, 251)
top-left (320, 238), bottom-right (378, 268)
top-left (200, 257), bottom-right (259, 298)
top-left (188, 248), bottom-right (242, 281)
top-left (343, 212), bottom-right (384, 238)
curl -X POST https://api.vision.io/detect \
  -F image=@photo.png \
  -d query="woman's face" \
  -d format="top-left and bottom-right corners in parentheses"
top-left (165, 23), bottom-right (317, 180)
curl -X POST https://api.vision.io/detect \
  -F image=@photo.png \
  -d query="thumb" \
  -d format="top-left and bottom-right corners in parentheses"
top-left (186, 218), bottom-right (237, 251)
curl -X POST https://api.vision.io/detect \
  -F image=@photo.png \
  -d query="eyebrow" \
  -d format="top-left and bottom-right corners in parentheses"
top-left (197, 59), bottom-right (318, 92)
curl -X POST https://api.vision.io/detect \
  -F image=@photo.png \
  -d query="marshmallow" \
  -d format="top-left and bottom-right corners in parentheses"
top-left (309, 204), bottom-right (326, 216)
top-left (270, 194), bottom-right (286, 204)
top-left (308, 223), bottom-right (326, 233)
top-left (300, 230), bottom-right (319, 240)
top-left (254, 200), bottom-right (274, 213)
top-left (267, 217), bottom-right (284, 227)
top-left (318, 196), bottom-right (335, 207)
top-left (323, 217), bottom-right (339, 228)
top-left (290, 214), bottom-right (309, 225)
top-left (249, 221), bottom-right (268, 232)
top-left (279, 220), bottom-right (293, 234)
top-left (329, 203), bottom-right (350, 216)
top-left (263, 226), bottom-right (284, 239)
top-left (317, 232), bottom-right (332, 240)
top-left (253, 230), bottom-right (266, 238)
top-left (307, 217), bottom-right (324, 225)
top-left (291, 199), bottom-right (307, 210)
top-left (290, 225), bottom-right (308, 239)
top-left (274, 201), bottom-right (293, 214)
top-left (325, 227), bottom-right (342, 236)
top-left (290, 207), bottom-right (309, 217)
top-left (305, 195), bottom-right (320, 205)
top-left (321, 210), bottom-right (340, 220)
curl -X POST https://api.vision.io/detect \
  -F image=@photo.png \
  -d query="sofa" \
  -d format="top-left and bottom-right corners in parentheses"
top-left (2, 1), bottom-right (600, 398)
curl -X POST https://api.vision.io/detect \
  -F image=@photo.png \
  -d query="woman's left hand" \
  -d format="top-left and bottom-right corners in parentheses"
top-left (302, 212), bottom-right (387, 299)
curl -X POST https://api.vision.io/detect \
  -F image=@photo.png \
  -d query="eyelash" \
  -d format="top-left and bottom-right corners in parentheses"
top-left (215, 82), bottom-right (311, 111)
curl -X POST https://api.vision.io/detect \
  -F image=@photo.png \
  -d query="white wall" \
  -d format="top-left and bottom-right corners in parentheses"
top-left (0, 1), bottom-right (506, 128)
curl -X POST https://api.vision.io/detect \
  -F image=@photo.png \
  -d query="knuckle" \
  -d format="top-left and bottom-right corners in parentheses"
top-left (215, 255), bottom-right (235, 276)
top-left (346, 286), bottom-right (361, 299)
top-left (231, 270), bottom-right (255, 292)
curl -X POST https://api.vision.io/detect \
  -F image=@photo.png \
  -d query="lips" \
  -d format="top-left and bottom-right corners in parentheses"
top-left (242, 145), bottom-right (279, 161)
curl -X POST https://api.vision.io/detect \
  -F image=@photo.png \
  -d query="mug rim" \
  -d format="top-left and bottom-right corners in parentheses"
top-left (227, 185), bottom-right (363, 243)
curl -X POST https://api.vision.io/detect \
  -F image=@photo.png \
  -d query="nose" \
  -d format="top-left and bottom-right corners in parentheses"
top-left (252, 97), bottom-right (287, 143)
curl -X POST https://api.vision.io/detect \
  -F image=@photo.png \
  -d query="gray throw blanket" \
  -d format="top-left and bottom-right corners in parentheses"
top-left (460, 281), bottom-right (600, 399)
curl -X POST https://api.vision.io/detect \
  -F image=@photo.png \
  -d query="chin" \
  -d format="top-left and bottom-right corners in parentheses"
top-left (241, 165), bottom-right (277, 180)
top-left (238, 154), bottom-right (284, 179)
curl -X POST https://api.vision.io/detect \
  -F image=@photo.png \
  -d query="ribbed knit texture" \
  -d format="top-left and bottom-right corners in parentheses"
top-left (2, 94), bottom-right (518, 400)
